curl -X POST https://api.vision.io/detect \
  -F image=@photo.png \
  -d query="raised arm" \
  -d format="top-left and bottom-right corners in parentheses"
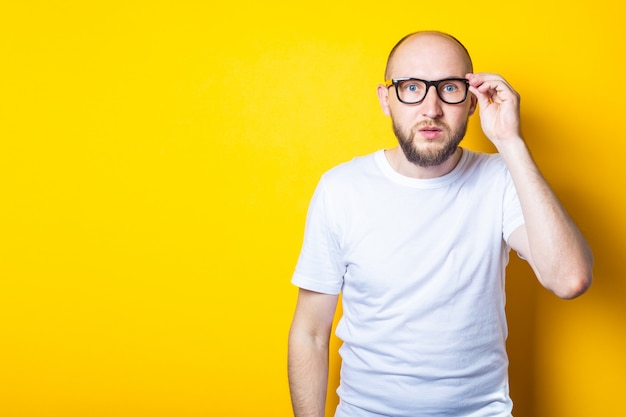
top-left (467, 72), bottom-right (593, 299)
top-left (288, 288), bottom-right (339, 417)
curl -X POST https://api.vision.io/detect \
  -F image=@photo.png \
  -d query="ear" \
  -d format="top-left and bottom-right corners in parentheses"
top-left (377, 84), bottom-right (391, 116)
top-left (468, 92), bottom-right (478, 116)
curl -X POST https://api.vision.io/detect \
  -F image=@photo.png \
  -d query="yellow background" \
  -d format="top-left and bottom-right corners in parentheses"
top-left (1, 1), bottom-right (624, 416)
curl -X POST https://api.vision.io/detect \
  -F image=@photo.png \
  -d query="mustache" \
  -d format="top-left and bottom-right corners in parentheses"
top-left (412, 120), bottom-right (450, 131)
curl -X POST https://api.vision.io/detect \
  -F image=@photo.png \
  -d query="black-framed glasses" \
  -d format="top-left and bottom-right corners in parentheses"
top-left (385, 78), bottom-right (469, 105)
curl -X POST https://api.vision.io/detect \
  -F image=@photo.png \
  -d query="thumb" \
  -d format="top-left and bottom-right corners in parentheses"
top-left (469, 86), bottom-right (491, 109)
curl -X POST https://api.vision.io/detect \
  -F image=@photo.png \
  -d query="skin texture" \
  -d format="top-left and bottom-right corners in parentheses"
top-left (288, 31), bottom-right (593, 417)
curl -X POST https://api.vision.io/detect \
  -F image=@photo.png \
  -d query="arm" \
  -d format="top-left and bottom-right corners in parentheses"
top-left (288, 288), bottom-right (339, 417)
top-left (467, 73), bottom-right (593, 299)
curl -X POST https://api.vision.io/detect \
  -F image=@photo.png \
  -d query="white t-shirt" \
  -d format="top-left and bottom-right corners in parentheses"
top-left (292, 149), bottom-right (525, 417)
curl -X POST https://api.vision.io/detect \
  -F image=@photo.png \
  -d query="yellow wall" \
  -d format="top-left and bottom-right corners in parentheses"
top-left (1, 1), bottom-right (624, 416)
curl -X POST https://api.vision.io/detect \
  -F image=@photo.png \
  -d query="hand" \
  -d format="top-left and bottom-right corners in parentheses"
top-left (466, 73), bottom-right (522, 146)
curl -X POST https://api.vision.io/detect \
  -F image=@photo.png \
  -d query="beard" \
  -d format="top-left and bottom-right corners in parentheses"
top-left (392, 118), bottom-right (468, 167)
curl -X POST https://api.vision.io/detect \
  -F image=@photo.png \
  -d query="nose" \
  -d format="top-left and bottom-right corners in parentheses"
top-left (420, 85), bottom-right (443, 118)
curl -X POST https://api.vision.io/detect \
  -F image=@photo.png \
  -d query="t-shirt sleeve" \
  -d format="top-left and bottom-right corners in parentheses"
top-left (291, 178), bottom-right (345, 295)
top-left (502, 168), bottom-right (525, 244)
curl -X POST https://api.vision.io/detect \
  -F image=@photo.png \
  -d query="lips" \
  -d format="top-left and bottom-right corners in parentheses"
top-left (419, 126), bottom-right (443, 139)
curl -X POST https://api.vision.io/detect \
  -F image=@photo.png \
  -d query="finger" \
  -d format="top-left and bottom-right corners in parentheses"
top-left (467, 74), bottom-right (516, 97)
top-left (473, 80), bottom-right (518, 104)
top-left (469, 86), bottom-right (493, 108)
top-left (466, 72), bottom-right (507, 85)
top-left (466, 77), bottom-right (499, 101)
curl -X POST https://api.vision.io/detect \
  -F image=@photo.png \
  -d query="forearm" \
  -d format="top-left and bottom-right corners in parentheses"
top-left (288, 332), bottom-right (329, 417)
top-left (498, 138), bottom-right (593, 298)
top-left (467, 72), bottom-right (592, 297)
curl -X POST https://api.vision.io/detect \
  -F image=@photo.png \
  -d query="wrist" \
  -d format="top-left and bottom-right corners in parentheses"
top-left (492, 134), bottom-right (525, 153)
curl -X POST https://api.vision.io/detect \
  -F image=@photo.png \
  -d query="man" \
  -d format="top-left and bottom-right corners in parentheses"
top-left (288, 31), bottom-right (593, 417)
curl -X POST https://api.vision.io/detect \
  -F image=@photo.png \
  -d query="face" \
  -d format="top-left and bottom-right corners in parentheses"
top-left (378, 33), bottom-right (477, 167)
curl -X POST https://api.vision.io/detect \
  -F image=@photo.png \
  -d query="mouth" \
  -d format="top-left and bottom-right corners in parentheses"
top-left (420, 126), bottom-right (442, 132)
top-left (418, 126), bottom-right (443, 139)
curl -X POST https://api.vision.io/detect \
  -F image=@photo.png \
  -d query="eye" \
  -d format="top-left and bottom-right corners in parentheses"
top-left (401, 81), bottom-right (425, 94)
top-left (442, 83), bottom-right (458, 93)
top-left (406, 83), bottom-right (420, 92)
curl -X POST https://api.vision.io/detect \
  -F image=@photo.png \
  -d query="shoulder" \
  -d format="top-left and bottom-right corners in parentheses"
top-left (320, 151), bottom-right (381, 186)
top-left (462, 148), bottom-right (504, 167)
top-left (459, 148), bottom-right (510, 177)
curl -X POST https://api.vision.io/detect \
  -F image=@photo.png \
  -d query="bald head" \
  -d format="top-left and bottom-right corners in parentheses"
top-left (384, 31), bottom-right (473, 81)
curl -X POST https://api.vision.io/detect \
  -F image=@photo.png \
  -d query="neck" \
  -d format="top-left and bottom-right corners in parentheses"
top-left (385, 146), bottom-right (463, 179)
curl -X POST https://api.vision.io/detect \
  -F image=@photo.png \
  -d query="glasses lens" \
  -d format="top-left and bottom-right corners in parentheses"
top-left (396, 79), bottom-right (427, 104)
top-left (437, 79), bottom-right (468, 104)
